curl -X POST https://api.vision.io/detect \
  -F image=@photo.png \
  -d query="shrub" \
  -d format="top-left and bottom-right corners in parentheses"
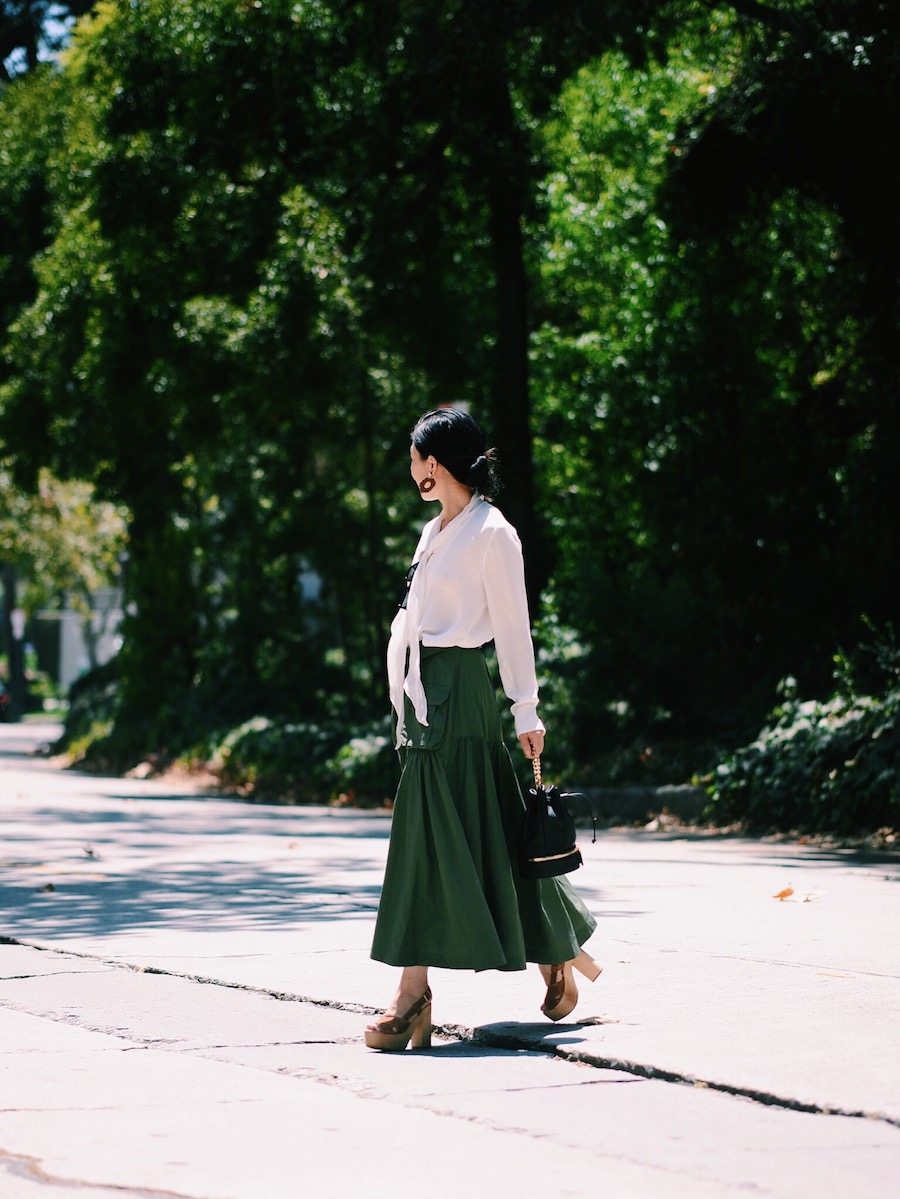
top-left (707, 644), bottom-right (899, 833)
top-left (208, 715), bottom-right (396, 804)
top-left (59, 664), bottom-right (399, 804)
top-left (60, 661), bottom-right (122, 761)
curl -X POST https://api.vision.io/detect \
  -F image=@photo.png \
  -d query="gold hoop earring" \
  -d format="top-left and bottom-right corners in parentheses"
top-left (419, 477), bottom-right (436, 494)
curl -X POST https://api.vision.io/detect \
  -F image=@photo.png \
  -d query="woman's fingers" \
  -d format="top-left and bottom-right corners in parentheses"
top-left (518, 730), bottom-right (545, 759)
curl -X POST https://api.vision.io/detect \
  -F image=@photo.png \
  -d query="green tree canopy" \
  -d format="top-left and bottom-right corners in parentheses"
top-left (0, 1), bottom-right (896, 793)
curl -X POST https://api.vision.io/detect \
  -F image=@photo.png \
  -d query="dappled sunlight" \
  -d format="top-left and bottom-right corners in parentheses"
top-left (1, 740), bottom-right (391, 938)
top-left (0, 847), bottom-right (386, 939)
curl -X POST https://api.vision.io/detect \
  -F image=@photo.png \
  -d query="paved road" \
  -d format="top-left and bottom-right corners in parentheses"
top-left (1, 722), bottom-right (898, 1198)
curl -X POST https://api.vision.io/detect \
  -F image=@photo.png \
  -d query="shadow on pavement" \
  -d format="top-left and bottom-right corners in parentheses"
top-left (0, 858), bottom-right (385, 938)
top-left (472, 1020), bottom-right (627, 1055)
top-left (600, 830), bottom-right (900, 875)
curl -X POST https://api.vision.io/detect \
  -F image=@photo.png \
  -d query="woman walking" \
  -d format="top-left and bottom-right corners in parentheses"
top-left (366, 408), bottom-right (599, 1051)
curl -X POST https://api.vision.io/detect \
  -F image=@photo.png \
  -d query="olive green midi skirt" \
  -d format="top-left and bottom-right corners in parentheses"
top-left (371, 646), bottom-right (597, 970)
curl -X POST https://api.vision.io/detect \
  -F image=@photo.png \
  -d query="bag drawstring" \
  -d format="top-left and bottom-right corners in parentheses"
top-left (532, 754), bottom-right (597, 843)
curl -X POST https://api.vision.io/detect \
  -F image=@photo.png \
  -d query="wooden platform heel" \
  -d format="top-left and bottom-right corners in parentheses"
top-left (540, 950), bottom-right (602, 1022)
top-left (364, 987), bottom-right (433, 1051)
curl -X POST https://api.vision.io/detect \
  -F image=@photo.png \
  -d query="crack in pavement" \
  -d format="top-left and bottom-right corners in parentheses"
top-left (256, 1064), bottom-right (749, 1193)
top-left (0, 1107), bottom-right (147, 1115)
top-left (0, 1148), bottom-right (202, 1197)
top-left (4, 935), bottom-right (898, 1131)
top-left (0, 996), bottom-right (189, 1049)
top-left (0, 970), bottom-right (112, 981)
top-left (444, 1023), bottom-right (900, 1129)
top-left (177, 1039), bottom-right (353, 1050)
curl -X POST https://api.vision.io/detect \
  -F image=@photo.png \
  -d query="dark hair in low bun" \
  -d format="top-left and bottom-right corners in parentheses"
top-left (411, 408), bottom-right (499, 499)
top-left (465, 451), bottom-right (497, 494)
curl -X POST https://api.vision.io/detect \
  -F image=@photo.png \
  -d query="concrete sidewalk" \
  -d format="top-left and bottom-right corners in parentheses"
top-left (1, 721), bottom-right (898, 1197)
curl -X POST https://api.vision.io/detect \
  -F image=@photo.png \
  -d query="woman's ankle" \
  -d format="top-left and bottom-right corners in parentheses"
top-left (398, 966), bottom-right (429, 995)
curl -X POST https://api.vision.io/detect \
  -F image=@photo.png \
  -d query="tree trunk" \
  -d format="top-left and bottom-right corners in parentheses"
top-left (359, 369), bottom-right (386, 699)
top-left (1, 564), bottom-right (26, 720)
top-left (482, 75), bottom-right (544, 611)
top-left (116, 501), bottom-right (197, 749)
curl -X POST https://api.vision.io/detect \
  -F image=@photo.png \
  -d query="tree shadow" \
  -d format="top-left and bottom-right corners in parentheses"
top-left (597, 830), bottom-right (900, 875)
top-left (0, 856), bottom-right (387, 938)
top-left (0, 792), bottom-right (394, 938)
top-left (6, 800), bottom-right (391, 840)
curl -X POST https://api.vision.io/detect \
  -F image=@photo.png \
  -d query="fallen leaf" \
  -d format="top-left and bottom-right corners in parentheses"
top-left (772, 886), bottom-right (794, 901)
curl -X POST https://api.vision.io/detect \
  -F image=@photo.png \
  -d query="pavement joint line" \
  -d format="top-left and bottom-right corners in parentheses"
top-left (0, 1147), bottom-right (200, 1197)
top-left (447, 1024), bottom-right (900, 1130)
top-left (5, 935), bottom-right (899, 1133)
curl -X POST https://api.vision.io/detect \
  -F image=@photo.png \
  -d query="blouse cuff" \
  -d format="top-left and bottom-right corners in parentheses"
top-left (512, 702), bottom-right (545, 738)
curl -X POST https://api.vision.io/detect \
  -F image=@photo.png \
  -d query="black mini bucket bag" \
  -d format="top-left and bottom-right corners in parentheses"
top-left (519, 756), bottom-right (595, 879)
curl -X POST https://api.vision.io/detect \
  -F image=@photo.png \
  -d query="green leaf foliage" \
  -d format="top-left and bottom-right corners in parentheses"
top-left (0, 2), bottom-right (896, 829)
top-left (708, 635), bottom-right (900, 832)
top-left (532, 7), bottom-right (900, 768)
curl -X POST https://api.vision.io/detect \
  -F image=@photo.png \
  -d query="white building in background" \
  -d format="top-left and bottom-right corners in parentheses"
top-left (35, 587), bottom-right (124, 693)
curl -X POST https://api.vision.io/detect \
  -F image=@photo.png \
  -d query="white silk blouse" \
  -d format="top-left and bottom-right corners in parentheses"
top-left (387, 493), bottom-right (545, 746)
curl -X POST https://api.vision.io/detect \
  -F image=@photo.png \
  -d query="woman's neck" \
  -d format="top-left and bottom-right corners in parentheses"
top-left (439, 488), bottom-right (475, 530)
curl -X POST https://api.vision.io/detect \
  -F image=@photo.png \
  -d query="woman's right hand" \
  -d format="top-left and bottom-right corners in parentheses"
top-left (518, 730), bottom-right (545, 760)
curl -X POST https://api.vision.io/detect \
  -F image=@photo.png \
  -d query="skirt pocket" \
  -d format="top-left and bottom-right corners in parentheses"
top-left (402, 684), bottom-right (451, 750)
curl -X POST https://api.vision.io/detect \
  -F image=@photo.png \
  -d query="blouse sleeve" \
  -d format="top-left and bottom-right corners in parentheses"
top-left (482, 523), bottom-right (545, 737)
